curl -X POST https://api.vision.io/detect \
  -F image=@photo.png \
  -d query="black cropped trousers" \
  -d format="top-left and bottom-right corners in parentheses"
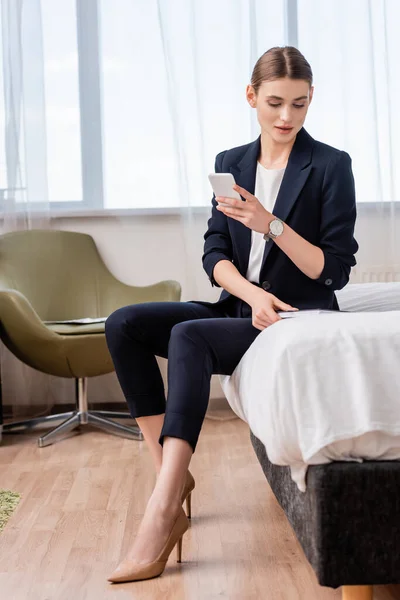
top-left (105, 297), bottom-right (261, 452)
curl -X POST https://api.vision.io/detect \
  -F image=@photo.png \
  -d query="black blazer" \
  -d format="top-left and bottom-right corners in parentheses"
top-left (201, 127), bottom-right (359, 311)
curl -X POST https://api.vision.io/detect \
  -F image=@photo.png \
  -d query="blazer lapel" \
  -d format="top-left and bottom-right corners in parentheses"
top-left (229, 136), bottom-right (261, 277)
top-left (227, 128), bottom-right (314, 279)
top-left (261, 128), bottom-right (313, 270)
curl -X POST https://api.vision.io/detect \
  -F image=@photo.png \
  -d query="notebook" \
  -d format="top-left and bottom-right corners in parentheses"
top-left (277, 309), bottom-right (341, 319)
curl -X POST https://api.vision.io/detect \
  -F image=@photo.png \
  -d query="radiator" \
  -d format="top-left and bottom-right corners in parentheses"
top-left (350, 265), bottom-right (400, 283)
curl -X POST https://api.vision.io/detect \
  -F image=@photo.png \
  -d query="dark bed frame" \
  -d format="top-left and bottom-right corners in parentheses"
top-left (250, 430), bottom-right (400, 600)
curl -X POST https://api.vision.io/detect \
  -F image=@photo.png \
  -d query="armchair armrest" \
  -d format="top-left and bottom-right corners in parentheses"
top-left (0, 289), bottom-right (62, 368)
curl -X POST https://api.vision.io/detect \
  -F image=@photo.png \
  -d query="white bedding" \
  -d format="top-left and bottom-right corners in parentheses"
top-left (219, 283), bottom-right (400, 492)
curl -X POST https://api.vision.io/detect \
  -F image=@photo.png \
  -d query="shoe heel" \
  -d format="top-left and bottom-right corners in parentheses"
top-left (185, 491), bottom-right (192, 519)
top-left (176, 535), bottom-right (183, 563)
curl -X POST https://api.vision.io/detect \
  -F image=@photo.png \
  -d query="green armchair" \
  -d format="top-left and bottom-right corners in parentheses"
top-left (0, 229), bottom-right (181, 447)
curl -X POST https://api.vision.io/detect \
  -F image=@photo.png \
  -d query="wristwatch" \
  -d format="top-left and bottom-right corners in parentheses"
top-left (263, 218), bottom-right (284, 241)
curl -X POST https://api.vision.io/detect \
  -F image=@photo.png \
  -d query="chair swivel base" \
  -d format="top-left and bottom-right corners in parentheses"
top-left (40, 409), bottom-right (143, 447)
top-left (2, 377), bottom-right (144, 447)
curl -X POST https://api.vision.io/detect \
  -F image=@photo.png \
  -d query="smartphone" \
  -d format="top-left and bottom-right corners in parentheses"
top-left (208, 173), bottom-right (242, 205)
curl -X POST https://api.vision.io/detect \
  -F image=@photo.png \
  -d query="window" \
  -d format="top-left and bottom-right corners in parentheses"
top-left (42, 0), bottom-right (82, 203)
top-left (297, 0), bottom-right (400, 204)
top-left (20, 0), bottom-right (397, 211)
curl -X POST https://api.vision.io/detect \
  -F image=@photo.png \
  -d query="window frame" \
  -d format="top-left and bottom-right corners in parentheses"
top-left (49, 0), bottom-right (104, 213)
top-left (45, 0), bottom-right (398, 217)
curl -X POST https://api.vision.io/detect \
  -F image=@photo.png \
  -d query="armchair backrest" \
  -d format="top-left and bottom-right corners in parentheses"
top-left (0, 229), bottom-right (115, 320)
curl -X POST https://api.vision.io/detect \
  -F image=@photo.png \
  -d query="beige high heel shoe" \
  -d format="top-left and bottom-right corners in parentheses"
top-left (107, 507), bottom-right (189, 583)
top-left (181, 470), bottom-right (195, 519)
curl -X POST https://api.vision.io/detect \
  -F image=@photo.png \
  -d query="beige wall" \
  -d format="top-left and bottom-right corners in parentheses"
top-left (2, 207), bottom-right (399, 414)
top-left (51, 206), bottom-right (400, 291)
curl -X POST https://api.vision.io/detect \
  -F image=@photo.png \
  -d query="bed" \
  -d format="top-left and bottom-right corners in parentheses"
top-left (219, 282), bottom-right (400, 600)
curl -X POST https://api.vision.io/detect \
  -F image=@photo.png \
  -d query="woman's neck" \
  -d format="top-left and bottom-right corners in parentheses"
top-left (258, 130), bottom-right (295, 170)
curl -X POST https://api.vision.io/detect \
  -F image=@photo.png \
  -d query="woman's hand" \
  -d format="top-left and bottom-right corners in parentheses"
top-left (215, 184), bottom-right (273, 234)
top-left (249, 288), bottom-right (298, 331)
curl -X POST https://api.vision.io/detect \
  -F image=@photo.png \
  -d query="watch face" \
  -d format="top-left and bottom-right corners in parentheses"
top-left (270, 219), bottom-right (284, 236)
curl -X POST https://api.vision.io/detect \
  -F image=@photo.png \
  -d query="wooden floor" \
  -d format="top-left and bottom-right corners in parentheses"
top-left (1, 417), bottom-right (400, 600)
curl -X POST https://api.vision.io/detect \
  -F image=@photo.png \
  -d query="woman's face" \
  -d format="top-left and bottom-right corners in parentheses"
top-left (246, 77), bottom-right (313, 145)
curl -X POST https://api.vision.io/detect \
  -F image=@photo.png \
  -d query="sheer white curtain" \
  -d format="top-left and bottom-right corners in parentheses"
top-left (0, 0), bottom-right (400, 276)
top-left (1, 0), bottom-right (51, 420)
top-left (297, 0), bottom-right (399, 276)
top-left (0, 0), bottom-right (50, 229)
top-left (4, 0), bottom-right (397, 282)
top-left (98, 0), bottom-right (399, 297)
top-left (152, 0), bottom-right (289, 300)
top-left (98, 0), bottom-right (290, 301)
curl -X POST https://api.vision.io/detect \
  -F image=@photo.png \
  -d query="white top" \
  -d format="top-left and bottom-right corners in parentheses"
top-left (245, 162), bottom-right (285, 283)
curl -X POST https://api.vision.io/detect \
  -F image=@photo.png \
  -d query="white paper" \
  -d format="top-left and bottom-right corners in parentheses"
top-left (44, 317), bottom-right (107, 325)
top-left (277, 309), bottom-right (338, 318)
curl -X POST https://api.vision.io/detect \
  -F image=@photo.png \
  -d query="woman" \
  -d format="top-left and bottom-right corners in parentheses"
top-left (105, 46), bottom-right (358, 583)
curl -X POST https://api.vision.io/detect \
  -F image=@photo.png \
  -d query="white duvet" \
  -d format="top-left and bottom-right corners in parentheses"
top-left (219, 283), bottom-right (400, 492)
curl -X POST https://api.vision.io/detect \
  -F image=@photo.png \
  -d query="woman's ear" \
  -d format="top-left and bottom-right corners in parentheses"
top-left (246, 84), bottom-right (257, 108)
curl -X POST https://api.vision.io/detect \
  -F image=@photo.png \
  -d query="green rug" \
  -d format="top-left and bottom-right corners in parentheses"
top-left (0, 490), bottom-right (21, 533)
